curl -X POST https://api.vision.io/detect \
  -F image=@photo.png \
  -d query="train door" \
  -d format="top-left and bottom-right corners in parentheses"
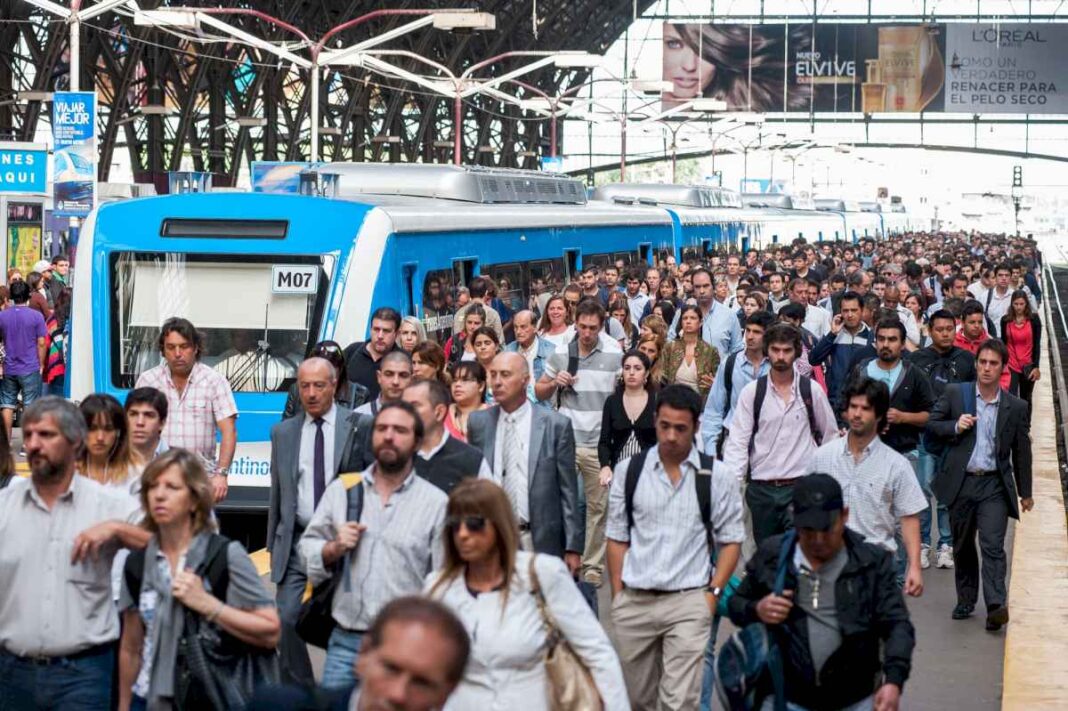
top-left (637, 243), bottom-right (652, 265)
top-left (454, 258), bottom-right (478, 289)
top-left (402, 263), bottom-right (418, 317)
top-left (564, 249), bottom-right (580, 283)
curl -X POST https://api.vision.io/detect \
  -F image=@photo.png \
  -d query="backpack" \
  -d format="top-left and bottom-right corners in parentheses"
top-left (296, 473), bottom-right (365, 648)
top-left (124, 534), bottom-right (281, 709)
top-left (748, 375), bottom-right (823, 461)
top-left (555, 338), bottom-right (581, 409)
top-left (984, 288), bottom-right (998, 336)
top-left (624, 447), bottom-right (717, 553)
top-left (714, 352), bottom-right (741, 459)
top-left (716, 530), bottom-right (797, 711)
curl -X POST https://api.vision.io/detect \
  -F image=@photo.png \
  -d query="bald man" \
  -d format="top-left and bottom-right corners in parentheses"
top-left (268, 356), bottom-right (367, 685)
top-left (467, 353), bottom-right (582, 569)
top-left (504, 309), bottom-right (556, 408)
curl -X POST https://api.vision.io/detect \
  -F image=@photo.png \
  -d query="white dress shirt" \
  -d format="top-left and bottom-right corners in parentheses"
top-left (494, 400), bottom-right (533, 523)
top-left (296, 404), bottom-right (337, 527)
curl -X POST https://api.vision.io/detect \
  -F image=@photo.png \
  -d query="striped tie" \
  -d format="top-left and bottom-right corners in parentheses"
top-left (501, 414), bottom-right (527, 523)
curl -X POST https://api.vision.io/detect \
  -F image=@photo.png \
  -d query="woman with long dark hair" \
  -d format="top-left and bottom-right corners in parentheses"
top-left (79, 393), bottom-right (144, 492)
top-left (660, 304), bottom-right (720, 402)
top-left (425, 480), bottom-right (626, 710)
top-left (1000, 289), bottom-right (1042, 419)
top-left (598, 351), bottom-right (658, 488)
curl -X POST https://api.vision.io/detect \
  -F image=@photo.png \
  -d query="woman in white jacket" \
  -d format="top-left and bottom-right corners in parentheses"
top-left (426, 479), bottom-right (629, 711)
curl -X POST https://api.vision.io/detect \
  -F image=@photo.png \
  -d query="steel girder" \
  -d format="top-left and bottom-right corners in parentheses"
top-left (0, 1), bottom-right (656, 181)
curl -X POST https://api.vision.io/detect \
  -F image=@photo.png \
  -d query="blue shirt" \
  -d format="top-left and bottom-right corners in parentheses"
top-left (966, 386), bottom-right (999, 473)
top-left (699, 353), bottom-right (770, 454)
top-left (866, 359), bottom-right (903, 392)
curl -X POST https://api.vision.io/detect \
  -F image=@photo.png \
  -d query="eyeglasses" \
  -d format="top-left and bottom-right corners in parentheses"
top-left (314, 343), bottom-right (343, 355)
top-left (446, 515), bottom-right (487, 533)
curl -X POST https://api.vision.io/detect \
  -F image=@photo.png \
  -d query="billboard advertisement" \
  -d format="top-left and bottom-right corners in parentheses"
top-left (52, 91), bottom-right (97, 217)
top-left (944, 24), bottom-right (1068, 113)
top-left (661, 22), bottom-right (957, 113)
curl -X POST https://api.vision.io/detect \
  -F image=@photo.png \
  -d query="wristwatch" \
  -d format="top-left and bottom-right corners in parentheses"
top-left (706, 585), bottom-right (723, 597)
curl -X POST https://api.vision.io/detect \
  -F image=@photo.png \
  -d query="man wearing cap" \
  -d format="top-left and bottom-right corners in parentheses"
top-left (31, 259), bottom-right (55, 309)
top-left (728, 474), bottom-right (915, 711)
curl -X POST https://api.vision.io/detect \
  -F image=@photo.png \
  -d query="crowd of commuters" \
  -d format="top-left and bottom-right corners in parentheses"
top-left (0, 231), bottom-right (1042, 711)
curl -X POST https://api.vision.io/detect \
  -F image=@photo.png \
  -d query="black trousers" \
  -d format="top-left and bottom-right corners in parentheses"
top-left (949, 475), bottom-right (1010, 610)
top-left (746, 482), bottom-right (795, 547)
top-left (1008, 370), bottom-right (1036, 422)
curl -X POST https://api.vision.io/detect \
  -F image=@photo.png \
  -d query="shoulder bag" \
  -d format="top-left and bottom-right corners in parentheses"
top-left (527, 555), bottom-right (602, 711)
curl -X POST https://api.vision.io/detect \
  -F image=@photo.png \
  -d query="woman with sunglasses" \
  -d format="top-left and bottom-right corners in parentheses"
top-left (426, 479), bottom-right (627, 710)
top-left (281, 340), bottom-right (369, 419)
top-left (537, 295), bottom-right (574, 347)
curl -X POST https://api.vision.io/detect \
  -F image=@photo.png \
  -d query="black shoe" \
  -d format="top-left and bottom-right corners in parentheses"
top-left (985, 605), bottom-right (1009, 631)
top-left (952, 603), bottom-right (974, 620)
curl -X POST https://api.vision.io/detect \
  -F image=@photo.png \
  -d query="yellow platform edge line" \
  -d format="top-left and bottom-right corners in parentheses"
top-left (1002, 306), bottom-right (1068, 710)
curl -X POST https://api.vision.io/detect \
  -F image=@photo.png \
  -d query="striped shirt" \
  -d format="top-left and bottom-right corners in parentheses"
top-left (542, 332), bottom-right (622, 447)
top-left (299, 465), bottom-right (446, 632)
top-left (807, 435), bottom-right (927, 553)
top-left (606, 445), bottom-right (745, 591)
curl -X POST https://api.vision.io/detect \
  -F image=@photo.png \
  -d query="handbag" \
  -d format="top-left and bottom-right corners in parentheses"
top-left (296, 473), bottom-right (364, 648)
top-left (174, 535), bottom-right (281, 710)
top-left (527, 555), bottom-right (603, 711)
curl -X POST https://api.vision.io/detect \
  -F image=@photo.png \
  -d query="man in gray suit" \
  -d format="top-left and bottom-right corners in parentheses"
top-left (927, 339), bottom-right (1033, 631)
top-left (468, 352), bottom-right (582, 573)
top-left (267, 357), bottom-right (369, 684)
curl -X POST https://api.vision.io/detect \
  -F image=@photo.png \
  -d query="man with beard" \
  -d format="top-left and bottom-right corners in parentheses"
top-left (721, 324), bottom-right (839, 545)
top-left (300, 402), bottom-right (447, 689)
top-left (0, 397), bottom-right (149, 708)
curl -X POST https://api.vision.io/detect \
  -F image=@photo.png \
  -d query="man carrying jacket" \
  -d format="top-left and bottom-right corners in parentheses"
top-left (908, 309), bottom-right (977, 570)
top-left (727, 474), bottom-right (915, 711)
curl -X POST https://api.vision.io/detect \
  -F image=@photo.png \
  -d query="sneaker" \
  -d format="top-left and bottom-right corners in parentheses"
top-left (952, 603), bottom-right (974, 620)
top-left (920, 544), bottom-right (931, 570)
top-left (936, 545), bottom-right (954, 569)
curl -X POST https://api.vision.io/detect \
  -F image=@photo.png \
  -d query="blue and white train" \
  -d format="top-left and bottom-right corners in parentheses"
top-left (70, 163), bottom-right (915, 509)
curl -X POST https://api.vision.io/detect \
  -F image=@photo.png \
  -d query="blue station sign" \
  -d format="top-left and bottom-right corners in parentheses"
top-left (0, 145), bottom-right (48, 194)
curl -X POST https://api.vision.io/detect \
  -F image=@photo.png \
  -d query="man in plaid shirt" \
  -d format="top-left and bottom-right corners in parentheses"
top-left (136, 317), bottom-right (238, 501)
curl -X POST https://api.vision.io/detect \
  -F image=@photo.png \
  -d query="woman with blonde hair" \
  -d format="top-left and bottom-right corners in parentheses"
top-left (636, 331), bottom-right (666, 387)
top-left (398, 316), bottom-right (428, 353)
top-left (117, 449), bottom-right (280, 710)
top-left (426, 479), bottom-right (627, 710)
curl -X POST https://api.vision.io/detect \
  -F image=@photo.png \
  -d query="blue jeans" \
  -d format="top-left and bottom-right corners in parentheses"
top-left (322, 627), bottom-right (363, 690)
top-left (0, 371), bottom-right (42, 410)
top-left (916, 444), bottom-right (952, 548)
top-left (0, 644), bottom-right (115, 710)
top-left (699, 614), bottom-right (722, 711)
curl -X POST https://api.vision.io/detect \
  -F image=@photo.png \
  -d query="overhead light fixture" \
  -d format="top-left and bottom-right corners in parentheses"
top-left (519, 98), bottom-right (553, 112)
top-left (372, 134), bottom-right (400, 143)
top-left (433, 140), bottom-right (453, 148)
top-left (691, 98), bottom-right (728, 112)
top-left (134, 9), bottom-right (199, 29)
top-left (319, 127), bottom-right (343, 136)
top-left (139, 105), bottom-right (177, 116)
top-left (234, 116), bottom-right (267, 128)
top-left (517, 150), bottom-right (538, 157)
top-left (477, 145), bottom-right (495, 153)
top-left (17, 91), bottom-right (53, 102)
top-left (630, 79), bottom-right (673, 94)
top-left (432, 11), bottom-right (496, 31)
top-left (553, 53), bottom-right (602, 68)
top-left (835, 143), bottom-right (853, 153)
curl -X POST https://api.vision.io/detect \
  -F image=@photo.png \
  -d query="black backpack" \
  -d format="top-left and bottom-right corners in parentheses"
top-left (624, 447), bottom-right (717, 553)
top-left (297, 474), bottom-right (365, 648)
top-left (748, 375), bottom-right (823, 458)
top-left (714, 352), bottom-right (740, 459)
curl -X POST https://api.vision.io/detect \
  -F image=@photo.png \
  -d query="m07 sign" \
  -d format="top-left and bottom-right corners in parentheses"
top-left (272, 264), bottom-right (318, 294)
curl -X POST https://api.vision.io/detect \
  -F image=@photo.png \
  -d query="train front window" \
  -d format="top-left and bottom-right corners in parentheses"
top-left (110, 252), bottom-right (334, 392)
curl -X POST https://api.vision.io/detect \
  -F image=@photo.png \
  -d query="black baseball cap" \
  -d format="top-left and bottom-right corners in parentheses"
top-left (793, 473), bottom-right (844, 531)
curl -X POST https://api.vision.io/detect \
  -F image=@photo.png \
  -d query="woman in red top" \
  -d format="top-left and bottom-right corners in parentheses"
top-left (999, 289), bottom-right (1042, 420)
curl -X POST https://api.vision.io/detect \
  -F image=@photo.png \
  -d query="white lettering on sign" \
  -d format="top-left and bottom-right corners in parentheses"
top-left (272, 264), bottom-right (318, 294)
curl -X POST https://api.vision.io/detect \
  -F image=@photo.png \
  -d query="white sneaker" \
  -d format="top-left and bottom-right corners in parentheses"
top-left (920, 545), bottom-right (931, 570)
top-left (936, 545), bottom-right (954, 569)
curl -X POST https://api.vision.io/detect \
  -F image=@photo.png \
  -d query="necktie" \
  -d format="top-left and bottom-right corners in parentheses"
top-left (313, 418), bottom-right (326, 507)
top-left (502, 414), bottom-right (527, 523)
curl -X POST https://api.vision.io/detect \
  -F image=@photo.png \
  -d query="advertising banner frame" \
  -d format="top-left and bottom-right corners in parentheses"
top-left (52, 91), bottom-right (97, 217)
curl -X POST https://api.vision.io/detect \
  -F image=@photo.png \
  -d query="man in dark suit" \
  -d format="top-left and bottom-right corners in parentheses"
top-left (403, 378), bottom-right (492, 493)
top-left (267, 357), bottom-right (371, 684)
top-left (927, 338), bottom-right (1033, 631)
top-left (468, 352), bottom-right (582, 572)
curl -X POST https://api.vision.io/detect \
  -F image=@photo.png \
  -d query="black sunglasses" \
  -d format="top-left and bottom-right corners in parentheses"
top-left (446, 515), bottom-right (487, 533)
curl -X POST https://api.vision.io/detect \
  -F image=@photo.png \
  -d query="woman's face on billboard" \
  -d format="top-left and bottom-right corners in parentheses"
top-left (662, 24), bottom-right (715, 105)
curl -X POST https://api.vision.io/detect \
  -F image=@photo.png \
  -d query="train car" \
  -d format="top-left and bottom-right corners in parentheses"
top-left (70, 164), bottom-right (675, 510)
top-left (814, 198), bottom-right (886, 242)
